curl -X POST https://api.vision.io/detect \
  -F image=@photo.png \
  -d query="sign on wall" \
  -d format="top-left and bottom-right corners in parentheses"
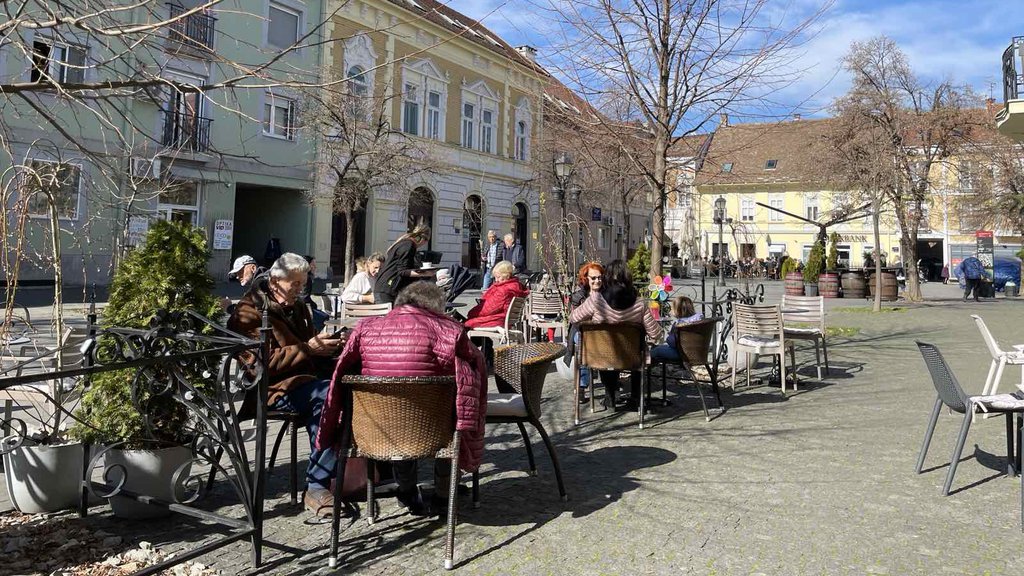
top-left (127, 216), bottom-right (150, 246)
top-left (213, 219), bottom-right (234, 250)
top-left (591, 207), bottom-right (602, 221)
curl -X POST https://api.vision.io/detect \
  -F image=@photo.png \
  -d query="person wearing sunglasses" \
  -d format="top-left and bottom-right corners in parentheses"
top-left (563, 262), bottom-right (605, 403)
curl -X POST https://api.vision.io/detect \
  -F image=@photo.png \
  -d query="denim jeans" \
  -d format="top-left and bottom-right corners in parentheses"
top-left (270, 378), bottom-right (336, 490)
top-left (573, 331), bottom-right (591, 388)
top-left (650, 344), bottom-right (681, 363)
top-left (482, 268), bottom-right (494, 289)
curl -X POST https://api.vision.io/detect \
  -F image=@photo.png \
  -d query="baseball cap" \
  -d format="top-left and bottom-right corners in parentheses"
top-left (229, 255), bottom-right (256, 278)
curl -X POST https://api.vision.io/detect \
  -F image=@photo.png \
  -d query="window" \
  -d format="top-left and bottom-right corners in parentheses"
top-left (598, 226), bottom-right (608, 250)
top-left (515, 121), bottom-right (528, 161)
top-left (461, 102), bottom-right (475, 148)
top-left (765, 159), bottom-right (778, 170)
top-left (158, 180), bottom-right (201, 225)
top-left (804, 195), bottom-right (819, 221)
top-left (267, 3), bottom-right (300, 49)
top-left (741, 198), bottom-right (755, 221)
top-left (769, 195), bottom-right (783, 222)
top-left (426, 91), bottom-right (442, 140)
top-left (30, 40), bottom-right (86, 84)
top-left (347, 66), bottom-right (368, 96)
top-left (24, 160), bottom-right (81, 220)
top-left (263, 93), bottom-right (297, 140)
top-left (958, 160), bottom-right (980, 192)
top-left (722, 162), bottom-right (733, 173)
top-left (480, 108), bottom-right (494, 154)
top-left (402, 83), bottom-right (420, 136)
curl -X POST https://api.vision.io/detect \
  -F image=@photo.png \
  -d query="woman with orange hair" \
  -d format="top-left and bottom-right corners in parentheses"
top-left (564, 262), bottom-right (604, 403)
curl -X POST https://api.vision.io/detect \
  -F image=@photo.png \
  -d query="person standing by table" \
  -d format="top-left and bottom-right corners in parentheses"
top-left (481, 230), bottom-right (505, 290)
top-left (374, 224), bottom-right (435, 305)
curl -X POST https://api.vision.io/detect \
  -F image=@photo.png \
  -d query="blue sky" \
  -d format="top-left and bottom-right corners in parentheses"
top-left (445, 0), bottom-right (1021, 118)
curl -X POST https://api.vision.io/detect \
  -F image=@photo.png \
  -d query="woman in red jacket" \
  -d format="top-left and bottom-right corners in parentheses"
top-left (465, 261), bottom-right (529, 328)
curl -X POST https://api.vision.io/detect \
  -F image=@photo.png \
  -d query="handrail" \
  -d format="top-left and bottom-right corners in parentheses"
top-left (162, 109), bottom-right (213, 152)
top-left (1002, 36), bottom-right (1023, 103)
top-left (167, 3), bottom-right (217, 49)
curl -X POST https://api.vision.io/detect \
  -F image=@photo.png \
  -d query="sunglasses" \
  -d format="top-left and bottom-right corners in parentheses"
top-left (587, 275), bottom-right (603, 280)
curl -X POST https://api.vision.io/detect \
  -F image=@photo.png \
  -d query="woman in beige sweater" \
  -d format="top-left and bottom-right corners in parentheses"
top-left (569, 259), bottom-right (661, 410)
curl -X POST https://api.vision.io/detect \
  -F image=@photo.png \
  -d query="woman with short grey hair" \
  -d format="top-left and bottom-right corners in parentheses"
top-left (394, 280), bottom-right (446, 314)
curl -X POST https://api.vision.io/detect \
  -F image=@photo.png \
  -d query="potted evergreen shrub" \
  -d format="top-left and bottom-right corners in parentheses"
top-left (781, 257), bottom-right (803, 295)
top-left (803, 241), bottom-right (825, 297)
top-left (819, 232), bottom-right (841, 298)
top-left (70, 220), bottom-right (223, 518)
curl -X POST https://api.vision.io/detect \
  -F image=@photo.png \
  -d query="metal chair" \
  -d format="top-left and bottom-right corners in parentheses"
top-left (647, 317), bottom-right (724, 422)
top-left (915, 342), bottom-right (1024, 518)
top-left (329, 375), bottom-right (463, 570)
top-left (525, 291), bottom-right (565, 343)
top-left (574, 323), bottom-right (649, 429)
top-left (731, 304), bottom-right (797, 393)
top-left (467, 296), bottom-right (527, 346)
top-left (972, 314), bottom-right (1024, 396)
top-left (472, 343), bottom-right (568, 505)
top-left (339, 302), bottom-right (392, 320)
top-left (781, 294), bottom-right (829, 379)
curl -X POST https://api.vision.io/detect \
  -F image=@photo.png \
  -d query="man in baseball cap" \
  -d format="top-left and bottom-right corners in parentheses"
top-left (228, 255), bottom-right (264, 287)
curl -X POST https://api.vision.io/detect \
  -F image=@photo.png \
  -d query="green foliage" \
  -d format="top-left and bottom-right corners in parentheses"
top-left (780, 257), bottom-right (799, 277)
top-left (628, 243), bottom-right (651, 286)
top-left (71, 221), bottom-right (222, 448)
top-left (1017, 247), bottom-right (1024, 260)
top-left (827, 232), bottom-right (841, 270)
top-left (803, 241), bottom-right (825, 283)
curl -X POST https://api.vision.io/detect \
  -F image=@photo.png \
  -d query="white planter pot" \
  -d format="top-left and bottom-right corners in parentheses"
top-left (2, 437), bottom-right (84, 514)
top-left (105, 445), bottom-right (192, 519)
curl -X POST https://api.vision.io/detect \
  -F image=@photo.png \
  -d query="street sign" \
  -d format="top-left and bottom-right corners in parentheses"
top-left (976, 230), bottom-right (994, 279)
top-left (591, 207), bottom-right (602, 221)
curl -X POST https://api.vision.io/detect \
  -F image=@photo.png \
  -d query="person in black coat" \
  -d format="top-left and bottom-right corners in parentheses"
top-left (504, 233), bottom-right (526, 275)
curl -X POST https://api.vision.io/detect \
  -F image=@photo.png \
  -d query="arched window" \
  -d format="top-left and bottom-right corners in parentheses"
top-left (347, 66), bottom-right (368, 96)
top-left (462, 195), bottom-right (483, 269)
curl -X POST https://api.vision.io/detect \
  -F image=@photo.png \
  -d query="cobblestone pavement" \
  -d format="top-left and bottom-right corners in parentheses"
top-left (4, 280), bottom-right (1024, 575)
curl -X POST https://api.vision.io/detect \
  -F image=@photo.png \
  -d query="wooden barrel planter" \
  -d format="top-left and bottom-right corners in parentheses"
top-left (784, 272), bottom-right (805, 296)
top-left (865, 271), bottom-right (898, 301)
top-left (818, 272), bottom-right (840, 298)
top-left (841, 271), bottom-right (866, 299)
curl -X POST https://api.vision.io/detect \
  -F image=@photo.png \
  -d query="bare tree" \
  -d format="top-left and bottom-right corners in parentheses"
top-left (834, 36), bottom-right (977, 301)
top-left (544, 0), bottom-right (824, 282)
top-left (305, 79), bottom-right (437, 281)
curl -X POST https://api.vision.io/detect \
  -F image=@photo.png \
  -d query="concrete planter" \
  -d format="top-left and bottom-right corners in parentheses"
top-left (2, 437), bottom-right (84, 514)
top-left (105, 445), bottom-right (192, 519)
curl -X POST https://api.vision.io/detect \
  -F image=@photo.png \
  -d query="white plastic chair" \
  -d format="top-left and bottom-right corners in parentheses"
top-left (972, 314), bottom-right (1024, 396)
top-left (467, 296), bottom-right (527, 346)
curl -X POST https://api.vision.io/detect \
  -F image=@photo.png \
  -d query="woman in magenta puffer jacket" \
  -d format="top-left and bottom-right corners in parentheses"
top-left (465, 261), bottom-right (529, 328)
top-left (316, 282), bottom-right (487, 511)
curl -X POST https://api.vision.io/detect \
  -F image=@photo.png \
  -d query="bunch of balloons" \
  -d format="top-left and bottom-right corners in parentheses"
top-left (646, 275), bottom-right (672, 318)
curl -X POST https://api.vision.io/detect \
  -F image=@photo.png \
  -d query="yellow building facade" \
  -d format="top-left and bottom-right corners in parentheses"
top-left (316, 0), bottom-right (546, 275)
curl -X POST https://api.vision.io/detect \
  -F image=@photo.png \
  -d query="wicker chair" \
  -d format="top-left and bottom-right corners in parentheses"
top-left (916, 342), bottom-right (1024, 516)
top-left (472, 343), bottom-right (568, 505)
top-left (731, 304), bottom-right (797, 393)
top-left (646, 318), bottom-right (724, 422)
top-left (575, 323), bottom-right (650, 429)
top-left (781, 294), bottom-right (829, 379)
top-left (329, 375), bottom-right (463, 570)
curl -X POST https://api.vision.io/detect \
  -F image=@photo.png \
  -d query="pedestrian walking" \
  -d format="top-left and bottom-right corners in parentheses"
top-left (481, 230), bottom-right (505, 289)
top-left (953, 254), bottom-right (991, 301)
top-left (940, 264), bottom-right (950, 285)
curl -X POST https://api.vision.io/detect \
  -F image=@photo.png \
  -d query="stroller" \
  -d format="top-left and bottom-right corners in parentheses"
top-left (436, 264), bottom-right (480, 320)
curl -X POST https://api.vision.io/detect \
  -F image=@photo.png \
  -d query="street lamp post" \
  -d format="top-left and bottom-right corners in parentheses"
top-left (553, 152), bottom-right (575, 277)
top-left (713, 197), bottom-right (732, 287)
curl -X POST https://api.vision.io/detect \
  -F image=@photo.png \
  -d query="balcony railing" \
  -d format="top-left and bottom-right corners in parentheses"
top-left (1002, 36), bottom-right (1023, 102)
top-left (162, 110), bottom-right (212, 153)
top-left (167, 3), bottom-right (216, 50)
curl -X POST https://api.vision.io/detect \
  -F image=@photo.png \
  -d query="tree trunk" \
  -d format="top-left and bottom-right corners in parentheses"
top-left (344, 210), bottom-right (356, 283)
top-left (902, 231), bottom-right (922, 301)
top-left (872, 197), bottom-right (882, 312)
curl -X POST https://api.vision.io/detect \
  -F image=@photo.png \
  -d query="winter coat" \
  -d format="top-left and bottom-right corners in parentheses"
top-left (227, 278), bottom-right (322, 404)
top-left (955, 257), bottom-right (990, 280)
top-left (315, 305), bottom-right (488, 472)
top-left (465, 278), bottom-right (529, 328)
top-left (569, 291), bottom-right (663, 342)
top-left (506, 241), bottom-right (526, 274)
